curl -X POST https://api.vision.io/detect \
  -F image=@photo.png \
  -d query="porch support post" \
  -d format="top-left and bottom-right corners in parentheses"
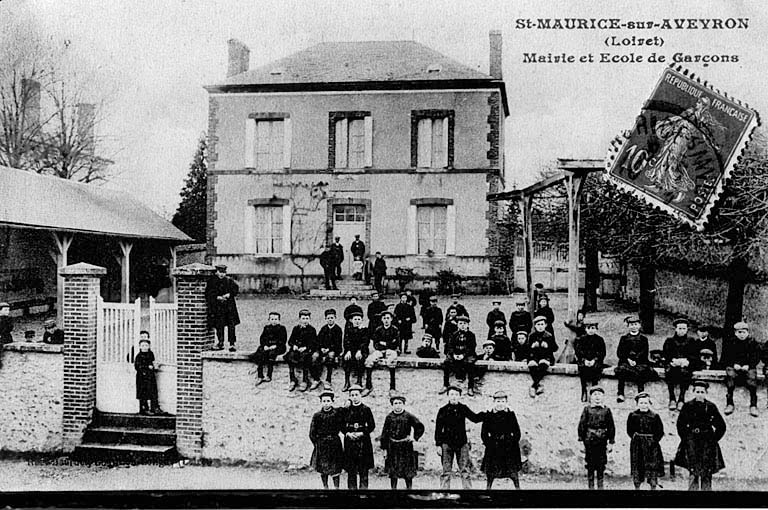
top-left (51, 232), bottom-right (74, 324)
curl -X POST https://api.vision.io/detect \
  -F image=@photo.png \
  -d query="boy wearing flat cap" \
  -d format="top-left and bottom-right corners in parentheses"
top-left (721, 321), bottom-right (760, 416)
top-left (675, 380), bottom-right (726, 491)
top-left (524, 315), bottom-right (558, 398)
top-left (442, 308), bottom-right (459, 354)
top-left (615, 316), bottom-right (655, 403)
top-left (364, 309), bottom-right (400, 396)
top-left (366, 291), bottom-right (386, 332)
top-left (693, 325), bottom-right (718, 370)
top-left (663, 318), bottom-right (698, 411)
top-left (627, 392), bottom-right (664, 490)
top-left (577, 387), bottom-right (615, 489)
top-left (286, 310), bottom-right (320, 392)
top-left (309, 390), bottom-right (344, 489)
top-left (394, 293), bottom-right (417, 354)
top-left (574, 320), bottom-right (606, 402)
top-left (341, 311), bottom-right (369, 391)
top-left (415, 333), bottom-right (440, 359)
top-left (341, 384), bottom-right (376, 489)
top-left (476, 390), bottom-right (522, 489)
top-left (485, 300), bottom-right (506, 340)
top-left (535, 294), bottom-right (556, 341)
top-left (380, 393), bottom-right (425, 489)
top-left (434, 385), bottom-right (482, 489)
top-left (422, 295), bottom-right (443, 351)
top-left (42, 319), bottom-right (64, 345)
top-left (134, 331), bottom-right (162, 415)
top-left (446, 294), bottom-right (468, 320)
top-left (317, 309), bottom-right (343, 389)
top-left (441, 315), bottom-right (478, 396)
top-left (251, 312), bottom-right (287, 385)
top-left (511, 330), bottom-right (530, 362)
top-left (508, 299), bottom-right (533, 339)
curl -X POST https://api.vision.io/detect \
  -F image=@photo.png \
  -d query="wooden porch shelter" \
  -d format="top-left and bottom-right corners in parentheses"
top-left (0, 166), bottom-right (191, 320)
top-left (487, 158), bottom-right (603, 321)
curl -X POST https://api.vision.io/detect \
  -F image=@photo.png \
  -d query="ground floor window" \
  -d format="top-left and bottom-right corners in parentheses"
top-left (417, 205), bottom-right (447, 255)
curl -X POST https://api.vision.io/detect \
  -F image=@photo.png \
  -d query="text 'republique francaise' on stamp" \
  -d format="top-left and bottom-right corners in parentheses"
top-left (605, 65), bottom-right (759, 231)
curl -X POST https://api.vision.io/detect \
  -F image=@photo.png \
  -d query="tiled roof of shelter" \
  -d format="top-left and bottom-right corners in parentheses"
top-left (0, 165), bottom-right (191, 242)
top-left (217, 40), bottom-right (494, 86)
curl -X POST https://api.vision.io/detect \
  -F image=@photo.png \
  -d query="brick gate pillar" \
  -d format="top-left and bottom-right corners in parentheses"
top-left (60, 262), bottom-right (106, 451)
top-left (172, 263), bottom-right (216, 459)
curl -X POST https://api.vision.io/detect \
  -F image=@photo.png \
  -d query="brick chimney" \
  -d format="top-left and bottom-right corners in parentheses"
top-left (76, 103), bottom-right (96, 156)
top-left (21, 78), bottom-right (41, 130)
top-left (489, 30), bottom-right (502, 80)
top-left (227, 39), bottom-right (250, 78)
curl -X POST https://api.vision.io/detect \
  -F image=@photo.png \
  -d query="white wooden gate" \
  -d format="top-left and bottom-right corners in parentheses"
top-left (149, 297), bottom-right (177, 414)
top-left (96, 297), bottom-right (142, 413)
top-left (96, 297), bottom-right (178, 414)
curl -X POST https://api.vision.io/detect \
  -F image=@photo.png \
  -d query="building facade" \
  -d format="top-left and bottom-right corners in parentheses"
top-left (205, 34), bottom-right (508, 292)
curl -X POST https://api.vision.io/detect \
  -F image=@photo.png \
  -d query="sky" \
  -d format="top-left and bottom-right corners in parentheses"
top-left (5, 0), bottom-right (767, 216)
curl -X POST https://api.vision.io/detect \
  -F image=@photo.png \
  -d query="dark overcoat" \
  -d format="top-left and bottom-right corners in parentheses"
top-left (205, 275), bottom-right (240, 327)
top-left (380, 410), bottom-right (425, 478)
top-left (342, 403), bottom-right (376, 472)
top-left (674, 399), bottom-right (726, 475)
top-left (627, 409), bottom-right (665, 478)
top-left (134, 350), bottom-right (158, 400)
top-left (309, 407), bottom-right (344, 476)
top-left (578, 405), bottom-right (615, 470)
top-left (478, 409), bottom-right (522, 478)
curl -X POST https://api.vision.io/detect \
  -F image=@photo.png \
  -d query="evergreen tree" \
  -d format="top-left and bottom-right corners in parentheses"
top-left (173, 136), bottom-right (207, 241)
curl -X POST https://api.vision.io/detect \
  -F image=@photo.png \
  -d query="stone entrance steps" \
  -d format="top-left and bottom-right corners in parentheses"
top-left (309, 278), bottom-right (377, 298)
top-left (73, 411), bottom-right (178, 464)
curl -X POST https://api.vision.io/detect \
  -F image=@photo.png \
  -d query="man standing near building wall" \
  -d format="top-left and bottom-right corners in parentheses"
top-left (351, 234), bottom-right (366, 280)
top-left (332, 236), bottom-right (344, 280)
top-left (205, 264), bottom-right (240, 352)
top-left (373, 252), bottom-right (387, 294)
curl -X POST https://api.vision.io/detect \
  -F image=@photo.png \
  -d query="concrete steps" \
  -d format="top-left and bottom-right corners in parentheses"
top-left (73, 411), bottom-right (178, 464)
top-left (309, 278), bottom-right (377, 298)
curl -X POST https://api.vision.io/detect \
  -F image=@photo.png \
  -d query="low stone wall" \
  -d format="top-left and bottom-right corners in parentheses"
top-left (0, 343), bottom-right (64, 452)
top-left (625, 266), bottom-right (768, 340)
top-left (201, 354), bottom-right (768, 480)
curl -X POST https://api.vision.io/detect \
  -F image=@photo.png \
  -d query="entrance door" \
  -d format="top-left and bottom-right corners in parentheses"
top-left (333, 205), bottom-right (366, 275)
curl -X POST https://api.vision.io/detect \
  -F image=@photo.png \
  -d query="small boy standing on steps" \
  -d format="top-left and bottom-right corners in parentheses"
top-left (134, 331), bottom-right (162, 415)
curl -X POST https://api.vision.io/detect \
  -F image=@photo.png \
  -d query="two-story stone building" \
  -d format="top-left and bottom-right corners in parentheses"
top-left (205, 33), bottom-right (508, 292)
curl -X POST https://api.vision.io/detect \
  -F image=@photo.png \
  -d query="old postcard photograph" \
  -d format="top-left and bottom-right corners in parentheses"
top-left (1, 0), bottom-right (767, 505)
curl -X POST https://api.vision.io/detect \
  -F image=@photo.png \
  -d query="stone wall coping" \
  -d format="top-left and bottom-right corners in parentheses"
top-left (59, 262), bottom-right (107, 276)
top-left (173, 263), bottom-right (216, 277)
top-left (202, 350), bottom-right (746, 383)
top-left (2, 342), bottom-right (63, 354)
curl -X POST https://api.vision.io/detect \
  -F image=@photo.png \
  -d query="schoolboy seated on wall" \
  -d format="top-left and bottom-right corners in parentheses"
top-left (415, 333), bottom-right (440, 359)
top-left (364, 310), bottom-right (400, 397)
top-left (525, 315), bottom-right (558, 398)
top-left (439, 315), bottom-right (478, 397)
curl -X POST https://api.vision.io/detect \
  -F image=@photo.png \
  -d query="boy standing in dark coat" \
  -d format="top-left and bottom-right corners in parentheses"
top-left (342, 311), bottom-right (369, 391)
top-left (722, 321), bottom-right (760, 417)
top-left (423, 295), bottom-right (444, 351)
top-left (574, 320), bottom-right (606, 402)
top-left (440, 316), bottom-right (478, 396)
top-left (441, 308), bottom-right (459, 353)
top-left (434, 386), bottom-right (482, 489)
top-left (380, 393), bottom-right (425, 489)
top-left (251, 311), bottom-right (287, 385)
top-left (615, 316), bottom-right (656, 402)
top-left (627, 392), bottom-right (665, 490)
top-left (372, 252), bottom-right (387, 294)
top-left (663, 318), bottom-right (697, 411)
top-left (205, 264), bottom-right (240, 352)
top-left (508, 300), bottom-right (533, 338)
top-left (485, 300), bottom-right (506, 339)
top-left (477, 391), bottom-right (522, 489)
top-left (309, 390), bottom-right (344, 489)
top-left (286, 310), bottom-right (320, 392)
top-left (317, 309), bottom-right (343, 389)
top-left (525, 316), bottom-right (558, 398)
top-left (394, 293), bottom-right (417, 354)
top-left (675, 380), bottom-right (726, 491)
top-left (577, 387), bottom-right (615, 490)
top-left (341, 385), bottom-right (376, 490)
top-left (134, 331), bottom-right (162, 415)
top-left (446, 294), bottom-right (469, 319)
top-left (366, 291), bottom-right (386, 332)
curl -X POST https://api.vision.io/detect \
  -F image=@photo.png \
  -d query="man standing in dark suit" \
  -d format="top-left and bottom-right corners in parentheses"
top-left (373, 251), bottom-right (387, 294)
top-left (320, 246), bottom-right (337, 290)
top-left (205, 264), bottom-right (240, 352)
top-left (332, 236), bottom-right (344, 279)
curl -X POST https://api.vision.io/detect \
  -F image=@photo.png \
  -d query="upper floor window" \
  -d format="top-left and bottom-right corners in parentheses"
top-left (329, 112), bottom-right (372, 169)
top-left (411, 110), bottom-right (454, 169)
top-left (245, 114), bottom-right (291, 170)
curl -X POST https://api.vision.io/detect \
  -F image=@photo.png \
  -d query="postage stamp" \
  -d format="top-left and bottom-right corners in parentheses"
top-left (605, 66), bottom-right (759, 230)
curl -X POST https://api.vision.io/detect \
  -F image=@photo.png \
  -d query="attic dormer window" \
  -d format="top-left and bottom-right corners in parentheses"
top-left (427, 64), bottom-right (441, 73)
top-left (269, 67), bottom-right (284, 75)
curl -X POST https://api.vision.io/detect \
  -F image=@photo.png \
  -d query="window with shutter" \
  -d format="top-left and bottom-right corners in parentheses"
top-left (253, 206), bottom-right (283, 254)
top-left (416, 205), bottom-right (447, 255)
top-left (331, 113), bottom-right (372, 169)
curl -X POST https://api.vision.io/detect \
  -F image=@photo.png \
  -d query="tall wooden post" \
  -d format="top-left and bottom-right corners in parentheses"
top-left (169, 245), bottom-right (178, 301)
top-left (565, 171), bottom-right (585, 322)
top-left (521, 194), bottom-right (534, 309)
top-left (51, 232), bottom-right (74, 324)
top-left (118, 240), bottom-right (134, 303)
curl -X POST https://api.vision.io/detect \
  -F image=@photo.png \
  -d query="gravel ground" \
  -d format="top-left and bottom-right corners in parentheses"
top-left (0, 457), bottom-right (765, 492)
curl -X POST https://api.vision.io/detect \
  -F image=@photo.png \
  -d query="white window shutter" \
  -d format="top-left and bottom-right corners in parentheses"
top-left (364, 115), bottom-right (373, 167)
top-left (417, 118), bottom-right (431, 168)
top-left (446, 204), bottom-right (456, 255)
top-left (282, 118), bottom-right (292, 169)
top-left (244, 205), bottom-right (255, 253)
top-left (282, 204), bottom-right (292, 254)
top-left (244, 118), bottom-right (255, 168)
top-left (335, 118), bottom-right (348, 168)
top-left (441, 117), bottom-right (449, 168)
top-left (406, 205), bottom-right (417, 254)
